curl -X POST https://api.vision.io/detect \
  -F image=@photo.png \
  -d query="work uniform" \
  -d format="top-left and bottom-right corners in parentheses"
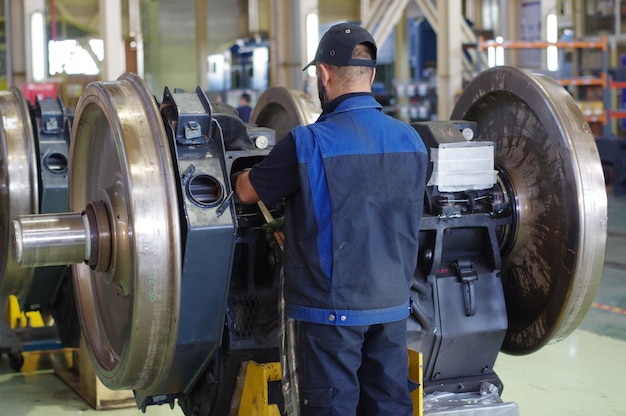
top-left (249, 93), bottom-right (427, 415)
top-left (237, 104), bottom-right (252, 122)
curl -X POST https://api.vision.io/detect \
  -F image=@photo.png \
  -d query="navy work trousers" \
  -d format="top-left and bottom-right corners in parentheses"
top-left (295, 318), bottom-right (413, 416)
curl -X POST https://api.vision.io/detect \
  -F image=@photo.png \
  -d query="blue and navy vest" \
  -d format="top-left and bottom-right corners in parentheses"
top-left (283, 94), bottom-right (428, 326)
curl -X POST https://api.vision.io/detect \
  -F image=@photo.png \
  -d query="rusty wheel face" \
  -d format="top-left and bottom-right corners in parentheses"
top-left (0, 88), bottom-right (38, 299)
top-left (70, 73), bottom-right (181, 391)
top-left (250, 86), bottom-right (319, 139)
top-left (451, 66), bottom-right (607, 354)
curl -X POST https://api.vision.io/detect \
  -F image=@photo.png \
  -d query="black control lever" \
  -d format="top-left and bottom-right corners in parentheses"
top-left (453, 259), bottom-right (477, 316)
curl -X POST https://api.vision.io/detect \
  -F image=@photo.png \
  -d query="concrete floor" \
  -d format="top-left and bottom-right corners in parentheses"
top-left (0, 195), bottom-right (625, 415)
top-left (495, 193), bottom-right (626, 416)
top-left (0, 351), bottom-right (184, 415)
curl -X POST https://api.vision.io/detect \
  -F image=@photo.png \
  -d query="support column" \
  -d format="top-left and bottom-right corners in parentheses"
top-left (574, 0), bottom-right (586, 37)
top-left (99, 0), bottom-right (125, 81)
top-left (9, 0), bottom-right (23, 86)
top-left (270, 0), bottom-right (313, 90)
top-left (504, 0), bottom-right (521, 67)
top-left (195, 0), bottom-right (208, 89)
top-left (4, 0), bottom-right (12, 86)
top-left (129, 0), bottom-right (144, 78)
top-left (360, 0), bottom-right (371, 23)
top-left (540, 0), bottom-right (558, 40)
top-left (395, 9), bottom-right (411, 123)
top-left (436, 0), bottom-right (463, 119)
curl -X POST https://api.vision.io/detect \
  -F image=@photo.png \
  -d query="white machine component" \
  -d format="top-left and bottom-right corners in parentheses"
top-left (428, 141), bottom-right (496, 192)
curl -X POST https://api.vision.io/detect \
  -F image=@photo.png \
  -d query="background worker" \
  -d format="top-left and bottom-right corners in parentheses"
top-left (237, 92), bottom-right (253, 122)
top-left (235, 23), bottom-right (428, 415)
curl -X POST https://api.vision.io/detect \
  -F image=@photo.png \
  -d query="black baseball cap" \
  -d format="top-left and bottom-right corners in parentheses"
top-left (302, 23), bottom-right (377, 71)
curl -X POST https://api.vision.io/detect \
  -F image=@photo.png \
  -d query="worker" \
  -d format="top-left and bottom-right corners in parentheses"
top-left (235, 22), bottom-right (427, 415)
top-left (237, 92), bottom-right (253, 122)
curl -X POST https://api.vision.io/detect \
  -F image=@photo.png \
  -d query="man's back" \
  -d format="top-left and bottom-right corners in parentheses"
top-left (283, 94), bottom-right (428, 324)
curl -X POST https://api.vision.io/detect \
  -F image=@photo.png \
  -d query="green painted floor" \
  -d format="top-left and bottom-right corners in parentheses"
top-left (495, 194), bottom-right (626, 415)
top-left (0, 196), bottom-right (624, 415)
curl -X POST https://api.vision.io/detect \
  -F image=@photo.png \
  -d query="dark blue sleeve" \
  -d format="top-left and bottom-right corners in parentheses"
top-left (248, 133), bottom-right (299, 205)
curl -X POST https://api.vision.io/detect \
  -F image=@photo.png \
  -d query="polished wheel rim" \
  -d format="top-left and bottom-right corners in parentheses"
top-left (70, 73), bottom-right (182, 391)
top-left (0, 87), bottom-right (38, 298)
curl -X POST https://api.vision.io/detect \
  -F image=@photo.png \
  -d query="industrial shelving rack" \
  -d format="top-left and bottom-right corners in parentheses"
top-left (477, 36), bottom-right (616, 137)
top-left (609, 76), bottom-right (626, 126)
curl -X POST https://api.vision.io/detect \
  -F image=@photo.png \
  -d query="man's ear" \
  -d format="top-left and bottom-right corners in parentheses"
top-left (318, 64), bottom-right (331, 86)
top-left (370, 67), bottom-right (376, 85)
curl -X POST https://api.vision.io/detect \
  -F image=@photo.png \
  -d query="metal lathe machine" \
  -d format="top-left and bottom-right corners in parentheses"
top-left (0, 65), bottom-right (607, 415)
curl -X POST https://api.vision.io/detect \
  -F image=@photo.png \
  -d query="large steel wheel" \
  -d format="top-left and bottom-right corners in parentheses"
top-left (0, 88), bottom-right (38, 299)
top-left (250, 86), bottom-right (319, 140)
top-left (70, 73), bottom-right (182, 391)
top-left (451, 66), bottom-right (607, 354)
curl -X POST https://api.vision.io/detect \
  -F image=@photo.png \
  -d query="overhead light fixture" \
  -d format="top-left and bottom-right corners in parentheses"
top-left (488, 36), bottom-right (504, 68)
top-left (306, 13), bottom-right (318, 77)
top-left (31, 11), bottom-right (46, 82)
top-left (546, 14), bottom-right (558, 72)
top-left (495, 36), bottom-right (504, 66)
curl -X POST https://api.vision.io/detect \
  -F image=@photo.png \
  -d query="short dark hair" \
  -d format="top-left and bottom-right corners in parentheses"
top-left (240, 93), bottom-right (251, 103)
top-left (324, 44), bottom-right (375, 87)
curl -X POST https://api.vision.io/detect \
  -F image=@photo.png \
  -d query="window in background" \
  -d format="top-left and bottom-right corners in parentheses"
top-left (48, 39), bottom-right (103, 76)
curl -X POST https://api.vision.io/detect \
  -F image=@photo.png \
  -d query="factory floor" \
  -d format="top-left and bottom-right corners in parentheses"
top-left (0, 196), bottom-right (625, 416)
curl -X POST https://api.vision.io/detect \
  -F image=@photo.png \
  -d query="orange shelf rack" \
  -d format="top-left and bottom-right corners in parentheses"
top-left (477, 36), bottom-right (613, 136)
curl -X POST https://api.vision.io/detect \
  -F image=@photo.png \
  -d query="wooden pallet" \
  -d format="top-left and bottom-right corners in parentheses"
top-left (55, 338), bottom-right (135, 410)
